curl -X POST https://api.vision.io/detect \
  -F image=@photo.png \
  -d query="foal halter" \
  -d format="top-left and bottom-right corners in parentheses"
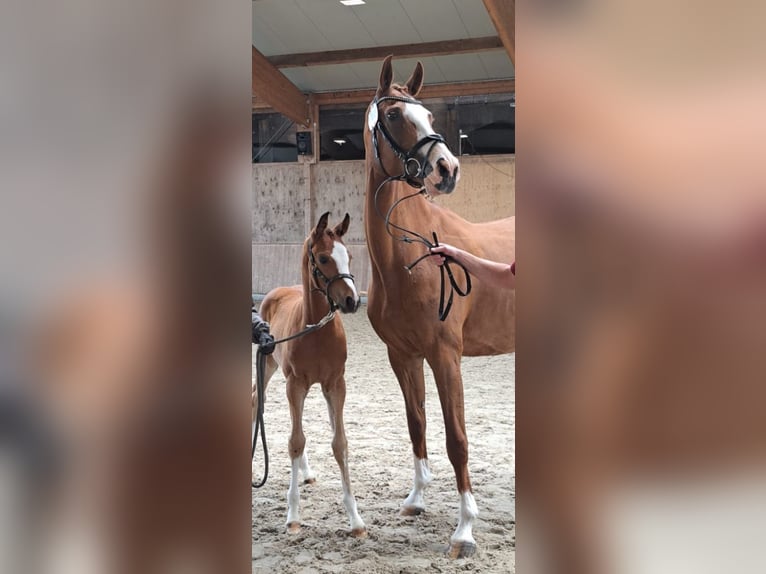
top-left (308, 242), bottom-right (356, 312)
top-left (369, 95), bottom-right (472, 322)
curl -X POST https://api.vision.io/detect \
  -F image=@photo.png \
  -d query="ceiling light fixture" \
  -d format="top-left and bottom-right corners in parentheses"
top-left (333, 138), bottom-right (347, 145)
top-left (340, 0), bottom-right (365, 6)
top-left (460, 133), bottom-right (469, 139)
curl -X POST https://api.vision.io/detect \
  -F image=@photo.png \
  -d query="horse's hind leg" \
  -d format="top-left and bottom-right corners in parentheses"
top-left (285, 376), bottom-right (310, 533)
top-left (322, 377), bottom-right (366, 537)
top-left (427, 352), bottom-right (477, 559)
top-left (387, 349), bottom-right (432, 516)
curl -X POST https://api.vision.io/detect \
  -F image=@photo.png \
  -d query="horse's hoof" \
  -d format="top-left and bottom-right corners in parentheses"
top-left (350, 527), bottom-right (367, 538)
top-left (447, 541), bottom-right (476, 559)
top-left (400, 505), bottom-right (425, 516)
top-left (286, 522), bottom-right (301, 534)
top-left (302, 477), bottom-right (316, 485)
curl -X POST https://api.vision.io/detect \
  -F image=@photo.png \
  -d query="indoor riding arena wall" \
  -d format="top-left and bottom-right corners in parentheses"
top-left (252, 155), bottom-right (515, 295)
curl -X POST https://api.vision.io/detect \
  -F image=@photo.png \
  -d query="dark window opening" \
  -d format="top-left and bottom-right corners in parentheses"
top-left (319, 106), bottom-right (366, 161)
top-left (254, 93), bottom-right (515, 164)
top-left (252, 112), bottom-right (297, 163)
top-left (455, 95), bottom-right (515, 155)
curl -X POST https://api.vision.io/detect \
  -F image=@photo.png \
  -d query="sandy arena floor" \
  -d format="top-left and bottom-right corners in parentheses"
top-left (252, 307), bottom-right (515, 573)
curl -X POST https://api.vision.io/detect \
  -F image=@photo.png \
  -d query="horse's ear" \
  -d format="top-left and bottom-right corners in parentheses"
top-left (405, 61), bottom-right (424, 97)
top-left (377, 55), bottom-right (394, 97)
top-left (314, 211), bottom-right (330, 238)
top-left (334, 213), bottom-right (351, 237)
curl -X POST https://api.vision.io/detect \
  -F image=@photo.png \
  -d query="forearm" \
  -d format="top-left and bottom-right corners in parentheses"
top-left (450, 249), bottom-right (514, 289)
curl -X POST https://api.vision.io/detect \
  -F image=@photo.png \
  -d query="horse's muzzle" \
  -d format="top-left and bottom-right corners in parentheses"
top-left (433, 158), bottom-right (459, 194)
top-left (339, 296), bottom-right (360, 314)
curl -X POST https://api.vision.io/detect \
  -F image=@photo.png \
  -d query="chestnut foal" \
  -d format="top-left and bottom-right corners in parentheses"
top-left (256, 212), bottom-right (366, 537)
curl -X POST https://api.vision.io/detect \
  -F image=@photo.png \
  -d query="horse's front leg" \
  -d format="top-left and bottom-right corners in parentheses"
top-left (387, 348), bottom-right (432, 515)
top-left (322, 376), bottom-right (366, 537)
top-left (426, 350), bottom-right (478, 559)
top-left (285, 376), bottom-right (310, 533)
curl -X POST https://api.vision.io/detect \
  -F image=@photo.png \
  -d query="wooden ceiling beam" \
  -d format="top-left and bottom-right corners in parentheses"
top-left (253, 79), bottom-right (515, 112)
top-left (482, 0), bottom-right (515, 66)
top-left (268, 36), bottom-right (504, 68)
top-left (252, 45), bottom-right (311, 127)
top-left (312, 79), bottom-right (515, 106)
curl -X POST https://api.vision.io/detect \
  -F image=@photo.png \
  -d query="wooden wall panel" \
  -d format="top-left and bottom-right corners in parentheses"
top-left (312, 161), bottom-right (367, 244)
top-left (432, 155), bottom-right (515, 222)
top-left (252, 164), bottom-right (308, 243)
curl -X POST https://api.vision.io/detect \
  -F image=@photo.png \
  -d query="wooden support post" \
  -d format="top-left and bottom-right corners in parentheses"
top-left (482, 0), bottom-right (515, 66)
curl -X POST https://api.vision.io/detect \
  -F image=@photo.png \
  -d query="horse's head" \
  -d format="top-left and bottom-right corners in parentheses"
top-left (308, 211), bottom-right (360, 314)
top-left (366, 55), bottom-right (460, 196)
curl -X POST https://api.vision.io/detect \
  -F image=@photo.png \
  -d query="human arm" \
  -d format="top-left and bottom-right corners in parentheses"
top-left (429, 244), bottom-right (515, 290)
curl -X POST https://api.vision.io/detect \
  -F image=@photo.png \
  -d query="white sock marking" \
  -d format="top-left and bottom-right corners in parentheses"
top-left (403, 456), bottom-right (433, 510)
top-left (299, 451), bottom-right (315, 482)
top-left (451, 491), bottom-right (479, 547)
top-left (286, 456), bottom-right (301, 526)
top-left (340, 456), bottom-right (366, 532)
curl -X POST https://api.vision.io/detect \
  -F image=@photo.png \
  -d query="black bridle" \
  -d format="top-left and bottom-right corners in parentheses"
top-left (369, 95), bottom-right (472, 322)
top-left (308, 241), bottom-right (356, 312)
top-left (371, 95), bottom-right (447, 185)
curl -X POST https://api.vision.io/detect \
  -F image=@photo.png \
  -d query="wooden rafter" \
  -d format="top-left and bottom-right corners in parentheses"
top-left (315, 79), bottom-right (515, 106)
top-left (482, 0), bottom-right (515, 66)
top-left (253, 79), bottom-right (515, 111)
top-left (252, 45), bottom-right (311, 127)
top-left (268, 36), bottom-right (504, 68)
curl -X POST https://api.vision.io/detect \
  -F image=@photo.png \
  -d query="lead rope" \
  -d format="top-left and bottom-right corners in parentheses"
top-left (373, 175), bottom-right (471, 321)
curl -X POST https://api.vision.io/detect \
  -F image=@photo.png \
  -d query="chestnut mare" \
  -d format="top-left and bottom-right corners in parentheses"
top-left (363, 56), bottom-right (515, 557)
top-left (256, 212), bottom-right (366, 537)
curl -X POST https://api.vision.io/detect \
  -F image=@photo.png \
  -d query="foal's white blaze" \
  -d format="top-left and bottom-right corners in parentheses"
top-left (330, 241), bottom-right (357, 298)
top-left (451, 491), bottom-right (479, 548)
top-left (403, 456), bottom-right (433, 511)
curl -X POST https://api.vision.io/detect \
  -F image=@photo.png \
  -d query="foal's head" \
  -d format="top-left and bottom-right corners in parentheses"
top-left (367, 55), bottom-right (461, 196)
top-left (307, 212), bottom-right (360, 314)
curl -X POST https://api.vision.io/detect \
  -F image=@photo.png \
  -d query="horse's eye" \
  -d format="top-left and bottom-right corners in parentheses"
top-left (318, 255), bottom-right (330, 265)
top-left (386, 109), bottom-right (400, 121)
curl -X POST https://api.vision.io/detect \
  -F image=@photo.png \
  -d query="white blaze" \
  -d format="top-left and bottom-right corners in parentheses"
top-left (331, 241), bottom-right (358, 299)
top-left (402, 102), bottom-right (455, 169)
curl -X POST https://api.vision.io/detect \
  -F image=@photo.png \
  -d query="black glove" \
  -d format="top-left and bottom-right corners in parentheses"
top-left (252, 309), bottom-right (275, 354)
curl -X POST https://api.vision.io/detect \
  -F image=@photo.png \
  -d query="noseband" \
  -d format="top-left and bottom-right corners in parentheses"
top-left (370, 95), bottom-right (446, 186)
top-left (369, 95), bottom-right (472, 322)
top-left (308, 242), bottom-right (355, 312)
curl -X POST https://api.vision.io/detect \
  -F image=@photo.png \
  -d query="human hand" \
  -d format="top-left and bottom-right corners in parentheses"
top-left (429, 243), bottom-right (458, 266)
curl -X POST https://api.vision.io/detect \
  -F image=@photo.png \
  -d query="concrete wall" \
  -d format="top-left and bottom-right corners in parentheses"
top-left (253, 155), bottom-right (514, 295)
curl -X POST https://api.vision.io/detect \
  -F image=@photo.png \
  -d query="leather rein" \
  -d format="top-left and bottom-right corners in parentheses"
top-left (370, 95), bottom-right (471, 322)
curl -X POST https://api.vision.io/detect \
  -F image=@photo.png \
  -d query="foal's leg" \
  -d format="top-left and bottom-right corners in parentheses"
top-left (427, 351), bottom-right (478, 559)
top-left (387, 349), bottom-right (432, 515)
top-left (322, 377), bottom-right (366, 537)
top-left (285, 376), bottom-right (310, 533)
